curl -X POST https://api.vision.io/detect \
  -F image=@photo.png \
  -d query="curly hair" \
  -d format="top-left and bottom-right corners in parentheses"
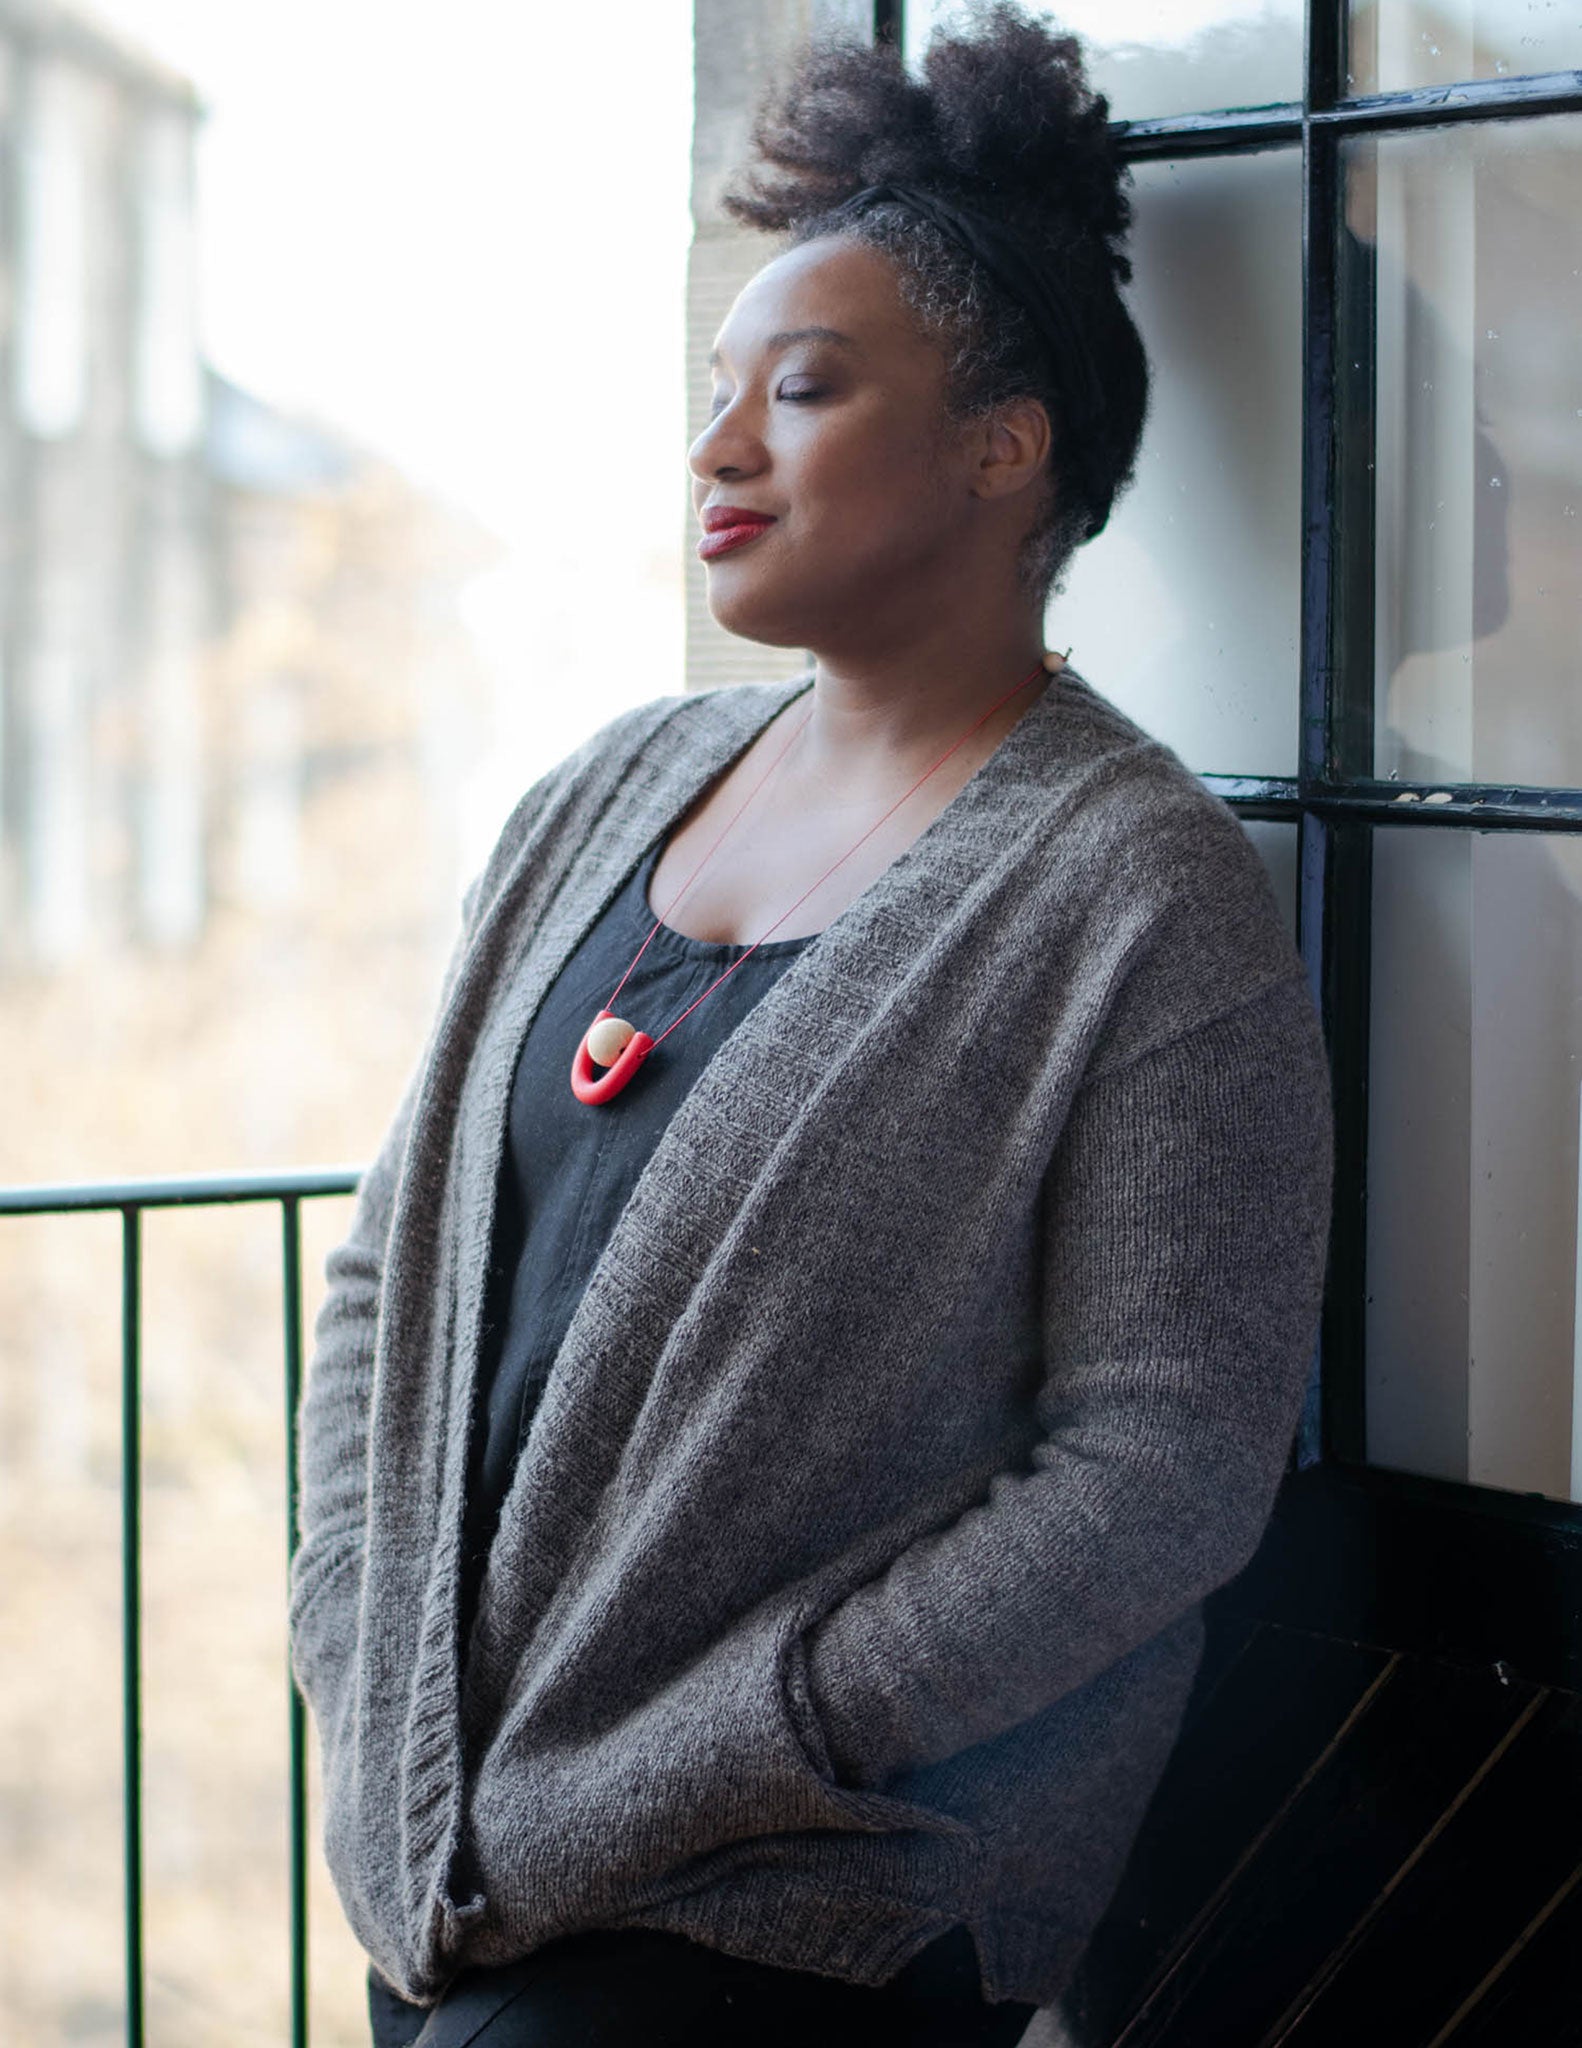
top-left (721, 1), bottom-right (1149, 600)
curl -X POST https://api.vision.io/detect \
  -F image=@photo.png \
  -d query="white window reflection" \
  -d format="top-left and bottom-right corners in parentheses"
top-left (1053, 150), bottom-right (1302, 778)
top-left (1368, 827), bottom-right (1582, 1506)
top-left (1354, 118), bottom-right (1582, 787)
top-left (907, 0), bottom-right (1304, 121)
top-left (1348, 0), bottom-right (1582, 95)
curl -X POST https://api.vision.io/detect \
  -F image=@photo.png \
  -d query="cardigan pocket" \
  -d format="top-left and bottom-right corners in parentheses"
top-left (602, 1601), bottom-right (987, 1932)
top-left (464, 1589), bottom-right (980, 1934)
top-left (774, 1606), bottom-right (980, 1852)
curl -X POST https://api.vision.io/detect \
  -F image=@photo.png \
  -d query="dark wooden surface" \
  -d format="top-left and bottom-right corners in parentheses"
top-left (1048, 1464), bottom-right (1582, 2047)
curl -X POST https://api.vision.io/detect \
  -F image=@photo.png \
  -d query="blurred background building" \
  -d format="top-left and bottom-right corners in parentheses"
top-left (0, 4), bottom-right (688, 2041)
top-left (0, 3), bottom-right (498, 983)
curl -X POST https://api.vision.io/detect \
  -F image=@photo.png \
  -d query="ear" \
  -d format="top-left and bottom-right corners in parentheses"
top-left (968, 397), bottom-right (1052, 504)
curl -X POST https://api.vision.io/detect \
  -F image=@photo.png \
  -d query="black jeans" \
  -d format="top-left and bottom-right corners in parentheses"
top-left (367, 1925), bottom-right (1036, 2047)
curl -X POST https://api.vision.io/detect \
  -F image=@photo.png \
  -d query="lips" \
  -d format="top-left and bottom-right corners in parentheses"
top-left (698, 507), bottom-right (777, 561)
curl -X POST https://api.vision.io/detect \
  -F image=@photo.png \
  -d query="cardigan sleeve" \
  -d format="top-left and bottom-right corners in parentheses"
top-left (799, 971), bottom-right (1334, 1790)
top-left (286, 873), bottom-right (485, 1710)
top-left (285, 688), bottom-right (692, 1717)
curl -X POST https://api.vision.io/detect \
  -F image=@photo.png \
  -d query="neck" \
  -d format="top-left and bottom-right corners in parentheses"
top-left (801, 614), bottom-right (1053, 790)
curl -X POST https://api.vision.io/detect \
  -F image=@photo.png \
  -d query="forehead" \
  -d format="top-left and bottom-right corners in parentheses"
top-left (709, 235), bottom-right (930, 368)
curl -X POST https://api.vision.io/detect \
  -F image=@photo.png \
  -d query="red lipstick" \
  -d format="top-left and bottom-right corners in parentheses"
top-left (698, 505), bottom-right (777, 560)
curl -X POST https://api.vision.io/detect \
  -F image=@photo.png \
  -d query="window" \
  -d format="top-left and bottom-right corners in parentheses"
top-left (910, 2), bottom-right (1582, 1509)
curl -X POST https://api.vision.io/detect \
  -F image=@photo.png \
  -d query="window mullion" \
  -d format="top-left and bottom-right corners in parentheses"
top-left (1302, 0), bottom-right (1373, 1469)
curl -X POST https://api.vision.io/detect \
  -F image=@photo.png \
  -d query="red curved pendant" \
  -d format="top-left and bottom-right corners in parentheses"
top-left (571, 1008), bottom-right (656, 1104)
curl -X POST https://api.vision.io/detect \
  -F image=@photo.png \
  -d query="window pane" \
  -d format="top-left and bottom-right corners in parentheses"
top-left (1348, 118), bottom-right (1582, 786)
top-left (1367, 826), bottom-right (1582, 1506)
top-left (1053, 151), bottom-right (1302, 777)
top-left (1241, 819), bottom-right (1299, 932)
top-left (1347, 0), bottom-right (1582, 95)
top-left (907, 1), bottom-right (1304, 121)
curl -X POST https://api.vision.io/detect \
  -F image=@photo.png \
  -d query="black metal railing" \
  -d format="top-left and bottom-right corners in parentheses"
top-left (0, 1167), bottom-right (362, 2048)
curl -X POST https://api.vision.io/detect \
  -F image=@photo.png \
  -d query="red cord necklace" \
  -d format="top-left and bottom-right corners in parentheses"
top-left (570, 654), bottom-right (1063, 1105)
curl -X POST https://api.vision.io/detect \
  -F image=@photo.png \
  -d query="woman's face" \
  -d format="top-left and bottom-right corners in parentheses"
top-left (688, 235), bottom-right (981, 653)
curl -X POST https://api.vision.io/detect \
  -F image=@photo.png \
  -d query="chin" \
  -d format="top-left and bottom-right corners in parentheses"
top-left (703, 577), bottom-right (823, 652)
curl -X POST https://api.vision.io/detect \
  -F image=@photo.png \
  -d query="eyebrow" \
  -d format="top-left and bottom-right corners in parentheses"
top-left (707, 326), bottom-right (862, 371)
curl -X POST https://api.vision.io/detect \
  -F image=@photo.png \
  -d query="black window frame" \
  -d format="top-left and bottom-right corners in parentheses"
top-left (884, 1), bottom-right (1582, 1541)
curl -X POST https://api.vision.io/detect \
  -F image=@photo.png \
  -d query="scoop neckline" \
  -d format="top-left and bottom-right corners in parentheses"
top-left (633, 837), bottom-right (822, 959)
top-left (629, 661), bottom-right (1075, 962)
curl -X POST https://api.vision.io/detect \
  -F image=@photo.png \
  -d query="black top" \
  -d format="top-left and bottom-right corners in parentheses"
top-left (458, 833), bottom-right (819, 1657)
top-left (446, 835), bottom-right (1019, 2017)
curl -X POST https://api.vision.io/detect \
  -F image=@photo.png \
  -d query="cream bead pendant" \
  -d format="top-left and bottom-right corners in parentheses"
top-left (572, 1008), bottom-right (656, 1105)
top-left (587, 1015), bottom-right (637, 1066)
top-left (568, 655), bottom-right (1066, 1106)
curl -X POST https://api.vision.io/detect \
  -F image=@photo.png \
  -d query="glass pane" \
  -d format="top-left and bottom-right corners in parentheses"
top-left (1053, 151), bottom-right (1302, 778)
top-left (1367, 826), bottom-right (1582, 1506)
top-left (1347, 0), bottom-right (1582, 95)
top-left (1242, 819), bottom-right (1299, 933)
top-left (1349, 118), bottom-right (1582, 787)
top-left (907, 1), bottom-right (1304, 121)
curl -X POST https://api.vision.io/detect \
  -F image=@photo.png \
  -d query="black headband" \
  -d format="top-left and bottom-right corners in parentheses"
top-left (825, 180), bottom-right (1114, 540)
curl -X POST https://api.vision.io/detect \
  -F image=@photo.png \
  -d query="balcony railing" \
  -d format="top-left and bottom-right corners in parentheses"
top-left (0, 1167), bottom-right (362, 2048)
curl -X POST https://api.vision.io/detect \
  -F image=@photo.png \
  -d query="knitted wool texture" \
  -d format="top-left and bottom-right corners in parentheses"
top-left (287, 670), bottom-right (1334, 2009)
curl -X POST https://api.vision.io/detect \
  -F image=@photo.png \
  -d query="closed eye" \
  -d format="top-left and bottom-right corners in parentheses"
top-left (707, 380), bottom-right (827, 420)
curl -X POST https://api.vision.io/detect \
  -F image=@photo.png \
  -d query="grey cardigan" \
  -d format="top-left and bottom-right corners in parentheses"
top-left (287, 668), bottom-right (1333, 2010)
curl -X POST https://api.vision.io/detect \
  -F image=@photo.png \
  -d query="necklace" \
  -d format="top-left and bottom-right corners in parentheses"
top-left (570, 653), bottom-right (1065, 1105)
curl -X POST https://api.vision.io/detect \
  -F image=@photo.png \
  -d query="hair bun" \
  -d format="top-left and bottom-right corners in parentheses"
top-left (727, 1), bottom-right (1133, 284)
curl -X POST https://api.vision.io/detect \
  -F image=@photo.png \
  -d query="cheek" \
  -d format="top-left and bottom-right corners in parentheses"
top-left (796, 414), bottom-right (952, 546)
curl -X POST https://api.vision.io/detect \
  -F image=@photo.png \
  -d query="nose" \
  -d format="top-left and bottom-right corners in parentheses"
top-left (687, 394), bottom-right (765, 487)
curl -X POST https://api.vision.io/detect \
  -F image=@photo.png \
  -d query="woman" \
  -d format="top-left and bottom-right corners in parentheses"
top-left (288, 8), bottom-right (1333, 2044)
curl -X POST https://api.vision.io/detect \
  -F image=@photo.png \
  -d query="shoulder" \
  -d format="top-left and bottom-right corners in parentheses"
top-left (464, 674), bottom-right (811, 917)
top-left (1039, 670), bottom-right (1262, 863)
top-left (504, 674), bottom-right (810, 828)
top-left (1027, 672), bottom-right (1316, 1082)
